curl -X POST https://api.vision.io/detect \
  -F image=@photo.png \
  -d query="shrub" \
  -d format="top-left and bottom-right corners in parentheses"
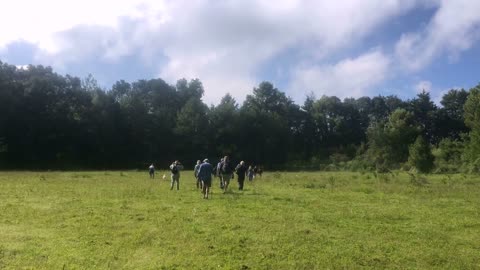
top-left (408, 136), bottom-right (434, 173)
top-left (433, 138), bottom-right (464, 173)
top-left (408, 172), bottom-right (429, 186)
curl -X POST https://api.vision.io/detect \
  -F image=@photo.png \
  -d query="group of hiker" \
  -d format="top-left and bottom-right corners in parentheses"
top-left (148, 156), bottom-right (262, 199)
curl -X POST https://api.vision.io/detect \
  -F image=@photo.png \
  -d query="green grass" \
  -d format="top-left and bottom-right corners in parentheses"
top-left (0, 171), bottom-right (479, 269)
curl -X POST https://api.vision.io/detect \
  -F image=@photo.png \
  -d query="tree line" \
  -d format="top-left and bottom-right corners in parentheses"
top-left (0, 61), bottom-right (479, 172)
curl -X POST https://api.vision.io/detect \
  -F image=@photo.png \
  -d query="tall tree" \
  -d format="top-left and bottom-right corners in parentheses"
top-left (366, 109), bottom-right (419, 168)
top-left (175, 96), bottom-right (210, 160)
top-left (240, 82), bottom-right (297, 166)
top-left (463, 84), bottom-right (480, 169)
top-left (408, 90), bottom-right (437, 143)
top-left (433, 89), bottom-right (469, 140)
top-left (209, 94), bottom-right (239, 156)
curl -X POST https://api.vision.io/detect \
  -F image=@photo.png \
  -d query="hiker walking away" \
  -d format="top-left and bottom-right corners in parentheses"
top-left (247, 165), bottom-right (254, 181)
top-left (221, 156), bottom-right (235, 193)
top-left (194, 160), bottom-right (202, 189)
top-left (257, 166), bottom-right (263, 177)
top-left (169, 160), bottom-right (184, 190)
top-left (216, 158), bottom-right (224, 189)
top-left (235, 161), bottom-right (247, 190)
top-left (149, 164), bottom-right (155, 179)
top-left (198, 158), bottom-right (214, 199)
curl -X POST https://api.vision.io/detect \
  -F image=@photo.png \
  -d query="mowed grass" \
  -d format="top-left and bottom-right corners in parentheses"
top-left (0, 171), bottom-right (479, 269)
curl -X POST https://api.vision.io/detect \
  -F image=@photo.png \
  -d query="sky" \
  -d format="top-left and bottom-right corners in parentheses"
top-left (1, 0), bottom-right (480, 105)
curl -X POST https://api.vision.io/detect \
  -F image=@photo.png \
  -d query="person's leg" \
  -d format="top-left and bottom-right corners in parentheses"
top-left (219, 175), bottom-right (224, 189)
top-left (202, 180), bottom-right (206, 198)
top-left (176, 176), bottom-right (180, 190)
top-left (223, 174), bottom-right (230, 193)
top-left (239, 178), bottom-right (244, 190)
top-left (170, 174), bottom-right (174, 190)
top-left (222, 175), bottom-right (226, 192)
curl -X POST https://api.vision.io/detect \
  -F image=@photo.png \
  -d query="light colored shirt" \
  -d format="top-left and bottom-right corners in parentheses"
top-left (169, 163), bottom-right (184, 174)
top-left (194, 164), bottom-right (201, 177)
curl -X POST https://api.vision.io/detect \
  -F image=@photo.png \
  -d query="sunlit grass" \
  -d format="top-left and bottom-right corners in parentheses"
top-left (0, 171), bottom-right (479, 269)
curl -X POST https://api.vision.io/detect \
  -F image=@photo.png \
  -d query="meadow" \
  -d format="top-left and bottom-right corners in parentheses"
top-left (0, 170), bottom-right (479, 269)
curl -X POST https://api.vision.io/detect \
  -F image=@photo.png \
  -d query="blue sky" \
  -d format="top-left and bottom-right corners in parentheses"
top-left (1, 0), bottom-right (479, 105)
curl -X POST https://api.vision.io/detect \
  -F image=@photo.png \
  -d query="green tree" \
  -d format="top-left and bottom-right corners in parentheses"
top-left (366, 109), bottom-right (419, 169)
top-left (435, 89), bottom-right (469, 140)
top-left (463, 84), bottom-right (480, 171)
top-left (464, 85), bottom-right (480, 131)
top-left (240, 81), bottom-right (297, 166)
top-left (309, 96), bottom-right (363, 160)
top-left (299, 94), bottom-right (317, 160)
top-left (209, 94), bottom-right (239, 156)
top-left (408, 90), bottom-right (437, 143)
top-left (408, 136), bottom-right (434, 173)
top-left (433, 138), bottom-right (465, 173)
top-left (175, 97), bottom-right (210, 159)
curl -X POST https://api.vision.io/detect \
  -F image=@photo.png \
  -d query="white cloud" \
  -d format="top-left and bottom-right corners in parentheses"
top-left (1, 0), bottom-right (423, 103)
top-left (415, 80), bottom-right (432, 93)
top-left (288, 50), bottom-right (391, 102)
top-left (147, 0), bottom-right (419, 103)
top-left (395, 0), bottom-right (480, 71)
top-left (0, 0), bottom-right (167, 53)
top-left (3, 0), bottom-right (478, 104)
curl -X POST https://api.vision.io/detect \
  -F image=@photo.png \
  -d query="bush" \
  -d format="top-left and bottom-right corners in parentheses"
top-left (433, 138), bottom-right (464, 173)
top-left (345, 159), bottom-right (374, 172)
top-left (467, 158), bottom-right (480, 174)
top-left (408, 136), bottom-right (434, 173)
top-left (329, 153), bottom-right (351, 164)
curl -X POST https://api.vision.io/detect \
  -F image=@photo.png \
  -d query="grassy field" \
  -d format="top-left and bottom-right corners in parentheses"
top-left (0, 170), bottom-right (479, 269)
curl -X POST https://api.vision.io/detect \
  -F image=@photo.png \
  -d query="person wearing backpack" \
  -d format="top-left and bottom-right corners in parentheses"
top-left (221, 156), bottom-right (235, 193)
top-left (247, 165), bottom-right (254, 181)
top-left (198, 158), bottom-right (214, 199)
top-left (148, 164), bottom-right (155, 179)
top-left (169, 160), bottom-right (184, 190)
top-left (235, 161), bottom-right (247, 190)
top-left (194, 160), bottom-right (202, 190)
top-left (216, 158), bottom-right (224, 189)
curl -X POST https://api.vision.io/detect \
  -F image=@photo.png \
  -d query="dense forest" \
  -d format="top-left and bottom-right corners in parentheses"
top-left (0, 61), bottom-right (479, 172)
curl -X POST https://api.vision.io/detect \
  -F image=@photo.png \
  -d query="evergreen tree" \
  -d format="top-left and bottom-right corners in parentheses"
top-left (408, 136), bottom-right (434, 173)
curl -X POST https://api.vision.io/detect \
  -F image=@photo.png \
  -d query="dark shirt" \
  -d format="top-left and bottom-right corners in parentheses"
top-left (235, 164), bottom-right (247, 179)
top-left (198, 162), bottom-right (214, 181)
top-left (222, 161), bottom-right (235, 174)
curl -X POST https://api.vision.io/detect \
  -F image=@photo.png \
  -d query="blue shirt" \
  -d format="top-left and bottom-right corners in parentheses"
top-left (198, 162), bottom-right (213, 181)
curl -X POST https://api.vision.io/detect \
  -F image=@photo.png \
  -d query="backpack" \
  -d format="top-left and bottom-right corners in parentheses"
top-left (222, 161), bottom-right (232, 174)
top-left (171, 165), bottom-right (178, 174)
